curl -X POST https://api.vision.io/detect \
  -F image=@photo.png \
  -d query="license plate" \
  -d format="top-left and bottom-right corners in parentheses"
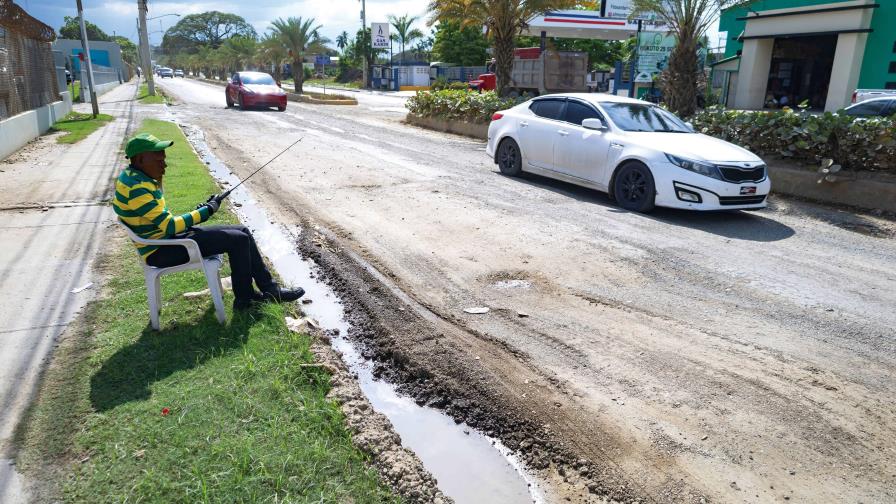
top-left (740, 186), bottom-right (757, 195)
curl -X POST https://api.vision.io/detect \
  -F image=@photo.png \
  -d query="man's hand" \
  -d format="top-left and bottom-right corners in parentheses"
top-left (196, 196), bottom-right (220, 217)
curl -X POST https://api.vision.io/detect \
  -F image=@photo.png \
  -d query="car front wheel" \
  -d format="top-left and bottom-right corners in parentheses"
top-left (613, 162), bottom-right (656, 212)
top-left (238, 93), bottom-right (245, 109)
top-left (497, 138), bottom-right (522, 176)
top-left (226, 93), bottom-right (233, 108)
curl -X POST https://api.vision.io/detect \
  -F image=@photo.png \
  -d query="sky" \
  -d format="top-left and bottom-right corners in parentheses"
top-left (21, 0), bottom-right (724, 52)
top-left (22, 0), bottom-right (431, 47)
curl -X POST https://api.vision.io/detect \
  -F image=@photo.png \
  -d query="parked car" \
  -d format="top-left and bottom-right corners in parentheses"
top-left (852, 89), bottom-right (896, 104)
top-left (159, 67), bottom-right (174, 78)
top-left (174, 69), bottom-right (184, 78)
top-left (486, 93), bottom-right (770, 212)
top-left (226, 71), bottom-right (287, 111)
top-left (842, 97), bottom-right (896, 117)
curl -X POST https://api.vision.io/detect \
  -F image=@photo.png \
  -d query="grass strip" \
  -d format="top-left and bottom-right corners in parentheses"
top-left (50, 111), bottom-right (114, 144)
top-left (138, 82), bottom-right (167, 104)
top-left (18, 119), bottom-right (397, 503)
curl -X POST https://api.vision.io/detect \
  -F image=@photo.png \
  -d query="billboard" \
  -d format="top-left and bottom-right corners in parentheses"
top-left (601, 0), bottom-right (666, 27)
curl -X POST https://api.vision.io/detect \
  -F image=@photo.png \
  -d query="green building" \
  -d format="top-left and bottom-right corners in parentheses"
top-left (711, 0), bottom-right (893, 111)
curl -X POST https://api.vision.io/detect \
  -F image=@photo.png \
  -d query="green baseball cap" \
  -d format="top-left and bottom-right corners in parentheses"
top-left (125, 133), bottom-right (173, 159)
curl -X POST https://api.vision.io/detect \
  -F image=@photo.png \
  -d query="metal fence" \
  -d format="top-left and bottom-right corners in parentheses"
top-left (0, 0), bottom-right (59, 119)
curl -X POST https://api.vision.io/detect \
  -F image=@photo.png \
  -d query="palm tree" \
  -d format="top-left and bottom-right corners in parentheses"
top-left (388, 14), bottom-right (425, 67)
top-left (336, 31), bottom-right (349, 55)
top-left (429, 0), bottom-right (576, 95)
top-left (257, 33), bottom-right (288, 82)
top-left (631, 0), bottom-right (749, 116)
top-left (270, 16), bottom-right (326, 93)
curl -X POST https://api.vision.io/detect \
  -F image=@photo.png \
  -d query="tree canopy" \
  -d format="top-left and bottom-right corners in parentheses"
top-left (432, 21), bottom-right (488, 66)
top-left (59, 15), bottom-right (110, 41)
top-left (161, 11), bottom-right (256, 54)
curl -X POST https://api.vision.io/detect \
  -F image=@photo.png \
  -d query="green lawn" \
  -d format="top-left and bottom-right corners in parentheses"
top-left (18, 119), bottom-right (398, 503)
top-left (138, 82), bottom-right (166, 104)
top-left (50, 111), bottom-right (114, 144)
top-left (69, 81), bottom-right (80, 101)
top-left (285, 77), bottom-right (361, 90)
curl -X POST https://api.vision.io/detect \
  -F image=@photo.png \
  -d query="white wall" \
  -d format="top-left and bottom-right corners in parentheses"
top-left (0, 92), bottom-right (73, 161)
top-left (733, 38), bottom-right (774, 110)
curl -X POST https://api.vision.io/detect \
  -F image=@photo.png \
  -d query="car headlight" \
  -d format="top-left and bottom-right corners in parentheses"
top-left (665, 154), bottom-right (723, 180)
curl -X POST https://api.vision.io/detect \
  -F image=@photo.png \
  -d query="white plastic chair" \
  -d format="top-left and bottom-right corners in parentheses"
top-left (118, 221), bottom-right (227, 330)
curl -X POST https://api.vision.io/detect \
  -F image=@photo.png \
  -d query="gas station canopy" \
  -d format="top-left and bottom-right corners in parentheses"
top-left (521, 10), bottom-right (640, 40)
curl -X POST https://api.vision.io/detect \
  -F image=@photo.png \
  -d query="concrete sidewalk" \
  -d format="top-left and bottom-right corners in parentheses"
top-left (0, 80), bottom-right (137, 503)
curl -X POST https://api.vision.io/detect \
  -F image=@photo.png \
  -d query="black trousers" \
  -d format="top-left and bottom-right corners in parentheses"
top-left (146, 225), bottom-right (274, 301)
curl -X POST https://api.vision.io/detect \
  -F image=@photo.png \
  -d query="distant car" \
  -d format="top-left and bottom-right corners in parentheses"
top-left (174, 69), bottom-right (184, 78)
top-left (487, 93), bottom-right (771, 212)
top-left (842, 97), bottom-right (896, 118)
top-left (852, 89), bottom-right (896, 104)
top-left (226, 71), bottom-right (287, 111)
top-left (159, 67), bottom-right (174, 78)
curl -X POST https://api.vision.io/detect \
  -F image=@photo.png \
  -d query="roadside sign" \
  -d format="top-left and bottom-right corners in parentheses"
top-left (371, 22), bottom-right (390, 49)
top-left (315, 55), bottom-right (331, 66)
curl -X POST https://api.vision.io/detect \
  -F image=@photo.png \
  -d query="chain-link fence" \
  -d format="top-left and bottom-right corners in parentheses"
top-left (0, 0), bottom-right (60, 120)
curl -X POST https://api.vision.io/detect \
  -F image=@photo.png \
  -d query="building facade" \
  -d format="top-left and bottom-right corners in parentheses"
top-left (712, 0), bottom-right (893, 111)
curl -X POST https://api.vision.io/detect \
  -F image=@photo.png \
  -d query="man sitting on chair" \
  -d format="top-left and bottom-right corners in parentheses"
top-left (114, 133), bottom-right (303, 310)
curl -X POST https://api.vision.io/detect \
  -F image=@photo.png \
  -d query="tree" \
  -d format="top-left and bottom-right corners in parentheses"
top-left (257, 33), bottom-right (288, 81)
top-left (429, 0), bottom-right (576, 95)
top-left (111, 36), bottom-right (138, 67)
top-left (59, 15), bottom-right (110, 41)
top-left (388, 14), bottom-right (425, 67)
top-left (336, 31), bottom-right (350, 54)
top-left (161, 11), bottom-right (256, 55)
top-left (631, 0), bottom-right (750, 116)
top-left (432, 21), bottom-right (488, 66)
top-left (270, 17), bottom-right (327, 93)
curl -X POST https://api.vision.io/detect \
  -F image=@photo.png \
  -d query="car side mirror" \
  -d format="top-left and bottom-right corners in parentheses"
top-left (685, 121), bottom-right (694, 131)
top-left (582, 118), bottom-right (607, 130)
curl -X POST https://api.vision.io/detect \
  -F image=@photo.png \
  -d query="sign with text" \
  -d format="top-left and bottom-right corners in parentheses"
top-left (371, 22), bottom-right (390, 49)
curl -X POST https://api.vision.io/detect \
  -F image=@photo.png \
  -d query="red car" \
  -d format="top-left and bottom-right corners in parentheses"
top-left (226, 71), bottom-right (287, 111)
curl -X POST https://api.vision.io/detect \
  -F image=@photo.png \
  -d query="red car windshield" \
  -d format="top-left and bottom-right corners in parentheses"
top-left (240, 74), bottom-right (275, 85)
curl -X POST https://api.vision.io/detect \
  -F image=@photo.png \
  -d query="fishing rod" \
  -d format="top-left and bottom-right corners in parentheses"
top-left (214, 136), bottom-right (303, 203)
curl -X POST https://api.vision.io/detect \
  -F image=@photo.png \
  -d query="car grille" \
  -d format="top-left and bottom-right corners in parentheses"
top-left (718, 164), bottom-right (766, 183)
top-left (718, 195), bottom-right (767, 206)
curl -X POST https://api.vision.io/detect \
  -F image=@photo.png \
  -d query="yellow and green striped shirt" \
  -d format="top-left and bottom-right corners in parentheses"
top-left (113, 166), bottom-right (210, 260)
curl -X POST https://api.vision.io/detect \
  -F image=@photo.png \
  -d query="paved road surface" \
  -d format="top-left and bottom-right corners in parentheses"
top-left (159, 77), bottom-right (896, 503)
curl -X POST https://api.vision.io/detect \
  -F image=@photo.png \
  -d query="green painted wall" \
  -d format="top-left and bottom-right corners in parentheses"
top-left (858, 2), bottom-right (896, 88)
top-left (720, 0), bottom-right (856, 58)
top-left (719, 0), bottom-right (896, 89)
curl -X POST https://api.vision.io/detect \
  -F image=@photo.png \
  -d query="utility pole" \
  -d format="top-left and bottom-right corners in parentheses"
top-left (137, 0), bottom-right (155, 96)
top-left (75, 0), bottom-right (99, 115)
top-left (360, 0), bottom-right (367, 89)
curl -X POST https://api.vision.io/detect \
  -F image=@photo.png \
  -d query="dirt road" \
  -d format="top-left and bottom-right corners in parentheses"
top-left (159, 78), bottom-right (896, 503)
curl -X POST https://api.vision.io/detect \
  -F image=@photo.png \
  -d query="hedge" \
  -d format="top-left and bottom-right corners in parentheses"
top-left (691, 106), bottom-right (896, 172)
top-left (405, 89), bottom-right (522, 124)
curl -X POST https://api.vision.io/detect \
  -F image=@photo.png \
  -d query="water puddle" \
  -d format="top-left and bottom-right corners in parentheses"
top-left (181, 124), bottom-right (545, 504)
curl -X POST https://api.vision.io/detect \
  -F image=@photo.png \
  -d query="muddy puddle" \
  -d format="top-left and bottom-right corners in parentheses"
top-left (181, 124), bottom-right (545, 504)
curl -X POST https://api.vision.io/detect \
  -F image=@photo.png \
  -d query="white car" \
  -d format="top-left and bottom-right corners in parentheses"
top-left (486, 94), bottom-right (771, 212)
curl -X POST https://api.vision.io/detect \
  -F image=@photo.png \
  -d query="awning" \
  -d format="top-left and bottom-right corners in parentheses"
top-left (521, 10), bottom-right (639, 40)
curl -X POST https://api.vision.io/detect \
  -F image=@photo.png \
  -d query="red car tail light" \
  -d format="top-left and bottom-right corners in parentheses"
top-left (491, 112), bottom-right (504, 121)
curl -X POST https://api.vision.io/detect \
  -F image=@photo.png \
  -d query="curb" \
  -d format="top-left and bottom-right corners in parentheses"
top-left (767, 163), bottom-right (896, 213)
top-left (404, 114), bottom-right (489, 140)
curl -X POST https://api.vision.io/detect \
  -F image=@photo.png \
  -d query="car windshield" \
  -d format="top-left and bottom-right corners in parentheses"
top-left (601, 103), bottom-right (691, 133)
top-left (240, 73), bottom-right (275, 85)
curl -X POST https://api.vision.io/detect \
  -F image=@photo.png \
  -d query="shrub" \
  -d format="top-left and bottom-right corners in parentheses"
top-left (690, 106), bottom-right (896, 172)
top-left (430, 77), bottom-right (449, 91)
top-left (406, 89), bottom-right (523, 124)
